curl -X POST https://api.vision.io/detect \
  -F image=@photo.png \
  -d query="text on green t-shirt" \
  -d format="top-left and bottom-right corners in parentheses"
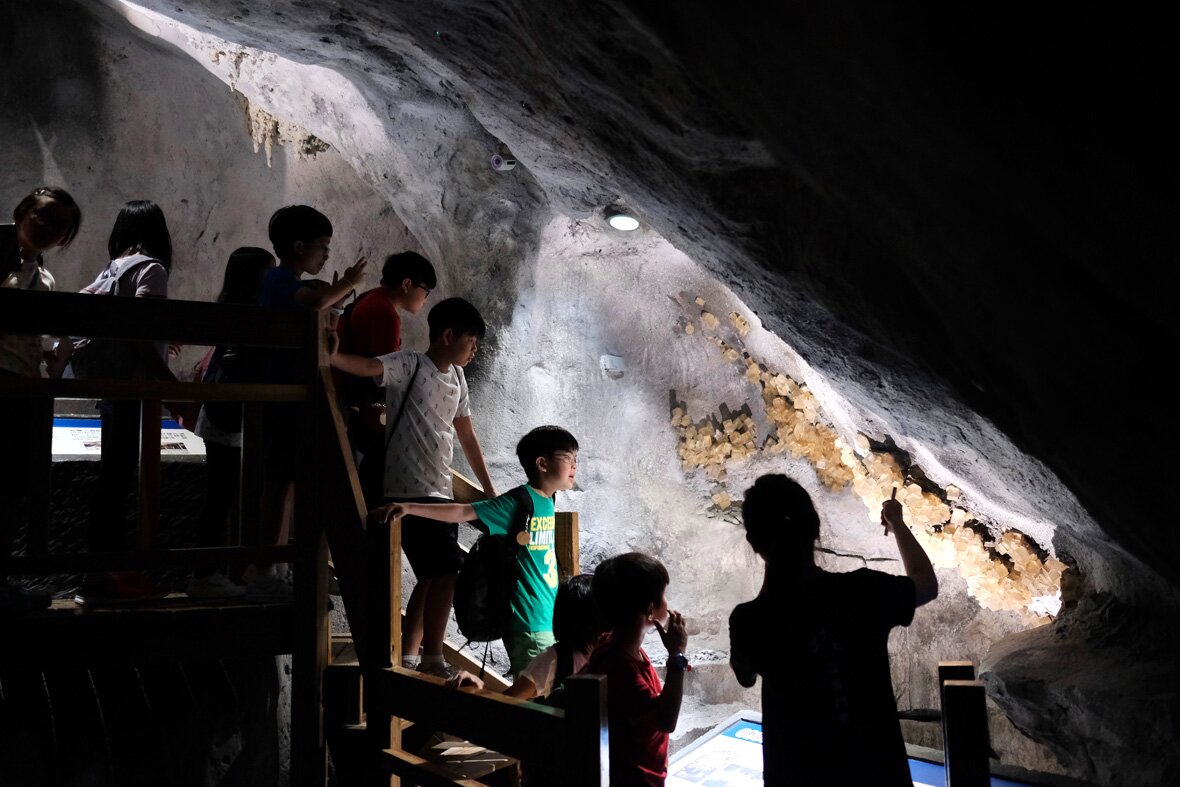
top-left (471, 485), bottom-right (559, 634)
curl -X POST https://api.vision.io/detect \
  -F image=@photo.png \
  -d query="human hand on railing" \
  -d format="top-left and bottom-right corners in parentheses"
top-left (446, 670), bottom-right (485, 691)
top-left (369, 502), bottom-right (407, 525)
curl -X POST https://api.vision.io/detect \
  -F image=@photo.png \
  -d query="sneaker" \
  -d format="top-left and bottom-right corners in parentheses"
top-left (185, 571), bottom-right (246, 599)
top-left (416, 660), bottom-right (456, 680)
top-left (74, 572), bottom-right (171, 607)
top-left (245, 570), bottom-right (294, 604)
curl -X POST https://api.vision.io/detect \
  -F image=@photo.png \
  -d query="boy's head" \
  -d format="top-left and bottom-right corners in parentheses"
top-left (516, 425), bottom-right (579, 488)
top-left (740, 474), bottom-right (821, 562)
top-left (426, 297), bottom-right (486, 366)
top-left (267, 205), bottom-right (332, 273)
top-left (381, 251), bottom-right (436, 314)
top-left (591, 552), bottom-right (670, 631)
top-left (553, 575), bottom-right (606, 655)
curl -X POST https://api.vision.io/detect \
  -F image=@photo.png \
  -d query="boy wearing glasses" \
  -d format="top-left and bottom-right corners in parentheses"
top-left (372, 425), bottom-right (580, 676)
top-left (335, 252), bottom-right (438, 505)
top-left (331, 298), bottom-right (498, 677)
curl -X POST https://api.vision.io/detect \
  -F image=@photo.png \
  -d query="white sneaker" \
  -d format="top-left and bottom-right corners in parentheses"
top-left (185, 571), bottom-right (246, 599)
top-left (245, 570), bottom-right (294, 604)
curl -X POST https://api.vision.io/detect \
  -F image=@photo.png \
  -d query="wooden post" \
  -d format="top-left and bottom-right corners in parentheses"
top-left (943, 679), bottom-right (989, 787)
top-left (563, 675), bottom-right (609, 787)
top-left (25, 397), bottom-right (54, 558)
top-left (138, 399), bottom-right (162, 549)
top-left (555, 511), bottom-right (580, 581)
top-left (291, 311), bottom-right (330, 787)
top-left (939, 660), bottom-right (976, 760)
top-left (365, 513), bottom-right (401, 787)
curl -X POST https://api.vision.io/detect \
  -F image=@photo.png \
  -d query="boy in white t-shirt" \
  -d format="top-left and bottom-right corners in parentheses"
top-left (331, 297), bottom-right (496, 676)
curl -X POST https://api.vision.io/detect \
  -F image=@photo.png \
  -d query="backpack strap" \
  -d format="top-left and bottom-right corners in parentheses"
top-left (507, 485), bottom-right (535, 544)
top-left (107, 254), bottom-right (158, 296)
top-left (337, 292), bottom-right (359, 349)
top-left (383, 355), bottom-right (422, 454)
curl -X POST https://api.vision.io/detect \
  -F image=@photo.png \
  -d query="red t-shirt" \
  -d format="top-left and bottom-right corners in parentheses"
top-left (584, 642), bottom-right (668, 787)
top-left (334, 288), bottom-right (400, 405)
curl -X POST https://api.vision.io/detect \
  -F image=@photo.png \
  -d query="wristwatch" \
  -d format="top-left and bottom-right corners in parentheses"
top-left (667, 653), bottom-right (692, 672)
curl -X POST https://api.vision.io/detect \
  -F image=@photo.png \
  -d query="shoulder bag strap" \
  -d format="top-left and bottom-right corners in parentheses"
top-left (383, 355), bottom-right (422, 453)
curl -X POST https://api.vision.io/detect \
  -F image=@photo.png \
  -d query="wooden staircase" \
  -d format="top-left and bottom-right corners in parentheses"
top-left (0, 288), bottom-right (604, 786)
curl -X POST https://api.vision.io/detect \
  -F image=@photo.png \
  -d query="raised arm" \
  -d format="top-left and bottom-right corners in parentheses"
top-left (372, 500), bottom-right (476, 525)
top-left (453, 416), bottom-right (497, 498)
top-left (882, 498), bottom-right (938, 606)
top-left (294, 257), bottom-right (368, 310)
top-left (330, 349), bottom-right (383, 378)
top-left (653, 611), bottom-right (689, 732)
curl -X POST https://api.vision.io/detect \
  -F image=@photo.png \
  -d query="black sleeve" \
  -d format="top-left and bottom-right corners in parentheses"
top-left (729, 601), bottom-right (762, 688)
top-left (855, 569), bottom-right (917, 629)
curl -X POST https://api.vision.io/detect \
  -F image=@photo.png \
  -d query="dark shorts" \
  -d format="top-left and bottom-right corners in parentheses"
top-left (392, 496), bottom-right (464, 580)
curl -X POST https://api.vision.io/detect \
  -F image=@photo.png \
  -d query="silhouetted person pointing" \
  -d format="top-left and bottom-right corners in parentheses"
top-left (730, 475), bottom-right (938, 785)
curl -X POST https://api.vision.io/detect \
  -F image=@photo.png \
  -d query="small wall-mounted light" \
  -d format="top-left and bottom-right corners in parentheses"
top-left (605, 207), bottom-right (640, 231)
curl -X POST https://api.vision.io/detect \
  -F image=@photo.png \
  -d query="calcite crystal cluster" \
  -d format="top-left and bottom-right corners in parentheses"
top-left (674, 297), bottom-right (1069, 622)
top-left (848, 446), bottom-right (1068, 621)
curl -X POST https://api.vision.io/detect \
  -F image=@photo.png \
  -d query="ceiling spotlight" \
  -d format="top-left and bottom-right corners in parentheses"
top-left (605, 207), bottom-right (640, 231)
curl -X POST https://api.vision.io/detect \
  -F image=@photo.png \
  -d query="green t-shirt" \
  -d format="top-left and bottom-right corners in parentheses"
top-left (471, 485), bottom-right (559, 634)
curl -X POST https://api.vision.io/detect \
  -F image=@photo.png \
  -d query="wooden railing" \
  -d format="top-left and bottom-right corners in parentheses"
top-left (0, 287), bottom-right (598, 786)
top-left (0, 288), bottom-right (344, 786)
top-left (0, 288), bottom-right (317, 576)
top-left (356, 484), bottom-right (589, 785)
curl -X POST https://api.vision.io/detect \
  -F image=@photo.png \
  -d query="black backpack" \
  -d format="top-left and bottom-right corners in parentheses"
top-left (454, 485), bottom-right (535, 643)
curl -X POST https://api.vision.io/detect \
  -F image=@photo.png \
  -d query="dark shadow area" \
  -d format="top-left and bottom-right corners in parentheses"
top-left (0, 0), bottom-right (106, 178)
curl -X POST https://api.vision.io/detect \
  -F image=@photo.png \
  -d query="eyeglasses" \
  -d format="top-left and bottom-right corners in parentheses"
top-left (415, 283), bottom-right (433, 296)
top-left (551, 452), bottom-right (578, 466)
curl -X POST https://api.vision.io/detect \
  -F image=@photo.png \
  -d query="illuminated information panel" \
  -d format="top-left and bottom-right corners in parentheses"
top-left (51, 418), bottom-right (206, 458)
top-left (668, 711), bottom-right (1033, 787)
top-left (668, 713), bottom-right (764, 787)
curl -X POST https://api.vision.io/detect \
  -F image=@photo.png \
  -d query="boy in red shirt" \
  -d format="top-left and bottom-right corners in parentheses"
top-left (585, 552), bottom-right (689, 787)
top-left (335, 252), bottom-right (436, 505)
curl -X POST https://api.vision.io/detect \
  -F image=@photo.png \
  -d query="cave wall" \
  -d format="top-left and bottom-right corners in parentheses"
top-left (4, 1), bottom-right (1179, 784)
top-left (0, 0), bottom-right (421, 315)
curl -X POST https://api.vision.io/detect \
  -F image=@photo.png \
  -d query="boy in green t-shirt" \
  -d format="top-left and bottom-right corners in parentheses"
top-left (374, 425), bottom-right (579, 675)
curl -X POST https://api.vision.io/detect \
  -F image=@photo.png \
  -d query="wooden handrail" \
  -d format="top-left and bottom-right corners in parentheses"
top-left (0, 289), bottom-right (313, 348)
top-left (376, 668), bottom-right (608, 785)
top-left (0, 377), bottom-right (307, 402)
top-left (5, 545), bottom-right (296, 574)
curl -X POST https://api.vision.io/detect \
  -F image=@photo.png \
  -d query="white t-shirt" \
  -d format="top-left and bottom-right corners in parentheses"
top-left (0, 259), bottom-right (55, 376)
top-left (519, 645), bottom-right (590, 698)
top-left (377, 351), bottom-right (471, 500)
